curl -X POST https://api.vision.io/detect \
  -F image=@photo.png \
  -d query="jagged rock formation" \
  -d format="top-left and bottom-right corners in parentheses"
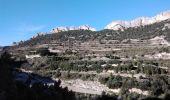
top-left (105, 10), bottom-right (170, 30)
top-left (51, 25), bottom-right (96, 33)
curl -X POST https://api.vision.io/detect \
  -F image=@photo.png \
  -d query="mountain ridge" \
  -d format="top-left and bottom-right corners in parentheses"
top-left (105, 10), bottom-right (170, 30)
top-left (51, 25), bottom-right (96, 33)
top-left (13, 18), bottom-right (170, 48)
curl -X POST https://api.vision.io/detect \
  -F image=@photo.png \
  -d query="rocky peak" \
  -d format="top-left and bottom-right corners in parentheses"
top-left (51, 25), bottom-right (96, 33)
top-left (105, 10), bottom-right (170, 30)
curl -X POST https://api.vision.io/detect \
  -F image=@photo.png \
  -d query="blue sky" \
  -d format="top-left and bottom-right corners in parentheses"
top-left (0, 0), bottom-right (170, 46)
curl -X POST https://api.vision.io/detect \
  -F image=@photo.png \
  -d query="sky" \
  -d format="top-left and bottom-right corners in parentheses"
top-left (0, 0), bottom-right (170, 46)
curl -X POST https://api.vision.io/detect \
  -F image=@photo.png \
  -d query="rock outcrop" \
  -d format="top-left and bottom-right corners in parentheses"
top-left (105, 10), bottom-right (170, 30)
top-left (51, 25), bottom-right (96, 33)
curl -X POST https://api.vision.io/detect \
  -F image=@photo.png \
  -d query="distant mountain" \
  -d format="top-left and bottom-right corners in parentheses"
top-left (9, 10), bottom-right (170, 48)
top-left (51, 25), bottom-right (96, 33)
top-left (13, 18), bottom-right (170, 48)
top-left (105, 10), bottom-right (170, 30)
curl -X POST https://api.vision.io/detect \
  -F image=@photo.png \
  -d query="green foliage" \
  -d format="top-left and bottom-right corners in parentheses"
top-left (98, 77), bottom-right (109, 84)
top-left (36, 48), bottom-right (50, 56)
top-left (159, 47), bottom-right (170, 53)
top-left (106, 75), bottom-right (123, 89)
top-left (0, 52), bottom-right (14, 91)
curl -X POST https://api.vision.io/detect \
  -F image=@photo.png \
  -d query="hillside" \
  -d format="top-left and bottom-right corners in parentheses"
top-left (16, 19), bottom-right (170, 47)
